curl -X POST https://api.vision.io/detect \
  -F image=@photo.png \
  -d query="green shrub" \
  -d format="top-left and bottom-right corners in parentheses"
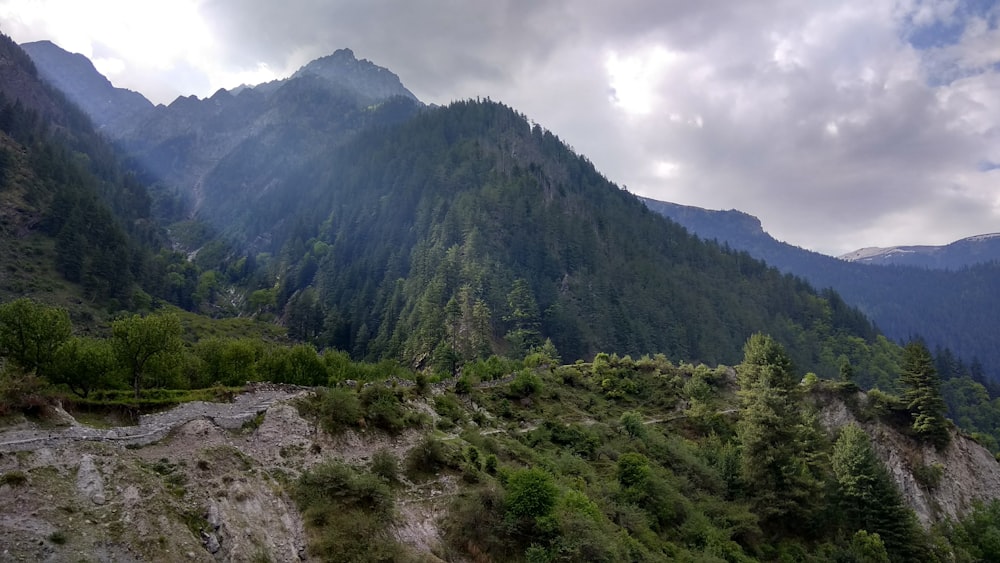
top-left (508, 370), bottom-right (542, 399)
top-left (298, 388), bottom-right (362, 434)
top-left (0, 471), bottom-right (28, 487)
top-left (370, 449), bottom-right (399, 483)
top-left (434, 394), bottom-right (465, 428)
top-left (359, 386), bottom-right (407, 433)
top-left (46, 530), bottom-right (67, 545)
top-left (406, 437), bottom-right (457, 479)
top-left (293, 459), bottom-right (401, 562)
top-left (504, 468), bottom-right (558, 523)
top-left (913, 462), bottom-right (945, 491)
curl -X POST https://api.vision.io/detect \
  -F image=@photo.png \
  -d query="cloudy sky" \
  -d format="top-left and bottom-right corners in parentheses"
top-left (1, 0), bottom-right (999, 255)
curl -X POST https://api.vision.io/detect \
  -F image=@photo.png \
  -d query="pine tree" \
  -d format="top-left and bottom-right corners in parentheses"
top-left (900, 341), bottom-right (950, 448)
top-left (736, 333), bottom-right (824, 535)
top-left (832, 424), bottom-right (925, 561)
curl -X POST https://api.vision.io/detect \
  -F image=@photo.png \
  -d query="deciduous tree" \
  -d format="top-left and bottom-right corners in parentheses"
top-left (112, 312), bottom-right (182, 398)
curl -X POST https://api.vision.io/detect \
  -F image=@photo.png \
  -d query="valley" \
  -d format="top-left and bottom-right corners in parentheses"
top-left (1, 28), bottom-right (1000, 562)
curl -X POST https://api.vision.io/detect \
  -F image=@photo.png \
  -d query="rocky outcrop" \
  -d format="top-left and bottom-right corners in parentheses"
top-left (818, 392), bottom-right (1000, 527)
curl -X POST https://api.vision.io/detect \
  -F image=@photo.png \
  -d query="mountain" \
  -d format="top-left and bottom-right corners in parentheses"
top-left (23, 42), bottom-right (423, 225)
top-left (641, 196), bottom-right (1000, 382)
top-left (840, 233), bottom-right (1000, 269)
top-left (0, 33), bottom-right (167, 310)
top-left (20, 40), bottom-right (154, 136)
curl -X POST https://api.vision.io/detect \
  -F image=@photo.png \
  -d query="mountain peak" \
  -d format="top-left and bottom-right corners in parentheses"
top-left (292, 48), bottom-right (419, 104)
top-left (839, 232), bottom-right (1000, 268)
top-left (20, 39), bottom-right (153, 134)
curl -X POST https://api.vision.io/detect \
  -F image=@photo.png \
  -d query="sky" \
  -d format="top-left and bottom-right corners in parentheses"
top-left (1, 0), bottom-right (999, 256)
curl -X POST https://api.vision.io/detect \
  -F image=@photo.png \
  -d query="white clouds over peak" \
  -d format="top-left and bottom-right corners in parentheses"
top-left (1, 0), bottom-right (998, 254)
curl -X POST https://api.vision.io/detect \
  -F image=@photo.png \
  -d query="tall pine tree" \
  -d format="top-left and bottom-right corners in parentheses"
top-left (900, 341), bottom-right (950, 448)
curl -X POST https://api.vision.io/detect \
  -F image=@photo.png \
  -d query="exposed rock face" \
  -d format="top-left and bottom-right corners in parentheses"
top-left (292, 48), bottom-right (419, 104)
top-left (818, 392), bottom-right (1000, 527)
top-left (0, 389), bottom-right (312, 562)
top-left (0, 387), bottom-right (451, 561)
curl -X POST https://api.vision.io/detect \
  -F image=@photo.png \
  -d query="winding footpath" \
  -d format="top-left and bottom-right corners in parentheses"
top-left (0, 386), bottom-right (310, 453)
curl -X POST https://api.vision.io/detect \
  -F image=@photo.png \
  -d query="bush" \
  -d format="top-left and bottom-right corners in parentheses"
top-left (371, 449), bottom-right (399, 483)
top-left (0, 471), bottom-right (27, 487)
top-left (359, 386), bottom-right (407, 433)
top-left (0, 370), bottom-right (49, 417)
top-left (913, 462), bottom-right (945, 491)
top-left (406, 437), bottom-right (457, 479)
top-left (293, 460), bottom-right (405, 561)
top-left (504, 468), bottom-right (558, 523)
top-left (508, 370), bottom-right (542, 399)
top-left (298, 388), bottom-right (362, 434)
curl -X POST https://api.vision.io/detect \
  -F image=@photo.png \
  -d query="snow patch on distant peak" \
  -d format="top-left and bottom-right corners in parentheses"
top-left (963, 233), bottom-right (1000, 242)
top-left (839, 246), bottom-right (893, 261)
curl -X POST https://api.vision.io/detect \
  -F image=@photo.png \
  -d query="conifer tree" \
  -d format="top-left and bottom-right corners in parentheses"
top-left (900, 341), bottom-right (950, 448)
top-left (736, 333), bottom-right (824, 534)
top-left (832, 424), bottom-right (924, 561)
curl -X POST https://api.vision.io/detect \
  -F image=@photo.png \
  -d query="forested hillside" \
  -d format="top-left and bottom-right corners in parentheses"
top-left (641, 197), bottom-right (1000, 383)
top-left (232, 99), bottom-right (892, 380)
top-left (6, 33), bottom-right (1000, 562)
top-left (0, 33), bottom-right (161, 308)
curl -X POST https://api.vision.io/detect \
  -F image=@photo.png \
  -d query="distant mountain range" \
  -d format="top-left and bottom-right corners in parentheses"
top-left (641, 197), bottom-right (1000, 380)
top-left (839, 233), bottom-right (1000, 269)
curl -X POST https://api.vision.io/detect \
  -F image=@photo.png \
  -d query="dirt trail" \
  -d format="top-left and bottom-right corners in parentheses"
top-left (0, 385), bottom-right (310, 452)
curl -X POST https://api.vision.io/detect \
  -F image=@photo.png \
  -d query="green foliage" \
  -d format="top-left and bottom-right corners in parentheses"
top-left (297, 388), bottom-right (363, 434)
top-left (900, 341), bottom-right (950, 448)
top-left (51, 336), bottom-right (117, 397)
top-left (912, 461), bottom-right (945, 491)
top-left (293, 460), bottom-right (402, 562)
top-left (832, 424), bottom-right (924, 561)
top-left (359, 385), bottom-right (409, 433)
top-left (370, 449), bottom-right (399, 483)
top-left (619, 411), bottom-right (646, 440)
top-left (943, 500), bottom-right (1000, 562)
top-left (508, 370), bottom-right (543, 399)
top-left (504, 467), bottom-right (558, 523)
top-left (736, 334), bottom-right (825, 533)
top-left (0, 369), bottom-right (49, 416)
top-left (616, 452), bottom-right (651, 489)
top-left (406, 436), bottom-right (457, 479)
top-left (0, 298), bottom-right (71, 378)
top-left (111, 312), bottom-right (182, 398)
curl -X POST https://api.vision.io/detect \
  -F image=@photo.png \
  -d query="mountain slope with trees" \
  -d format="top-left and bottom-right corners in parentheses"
top-left (20, 39), bottom-right (896, 377)
top-left (245, 99), bottom-right (893, 378)
top-left (641, 197), bottom-right (1000, 383)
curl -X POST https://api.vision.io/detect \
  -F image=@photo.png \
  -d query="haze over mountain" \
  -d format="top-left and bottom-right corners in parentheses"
top-left (17, 38), bottom-right (891, 379)
top-left (20, 40), bottom-right (153, 135)
top-left (7, 1), bottom-right (1000, 258)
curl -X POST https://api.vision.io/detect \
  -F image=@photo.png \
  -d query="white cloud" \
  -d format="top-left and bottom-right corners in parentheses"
top-left (2, 0), bottom-right (999, 255)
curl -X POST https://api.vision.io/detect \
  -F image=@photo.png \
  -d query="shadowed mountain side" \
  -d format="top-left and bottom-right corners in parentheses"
top-left (642, 197), bottom-right (1000, 381)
